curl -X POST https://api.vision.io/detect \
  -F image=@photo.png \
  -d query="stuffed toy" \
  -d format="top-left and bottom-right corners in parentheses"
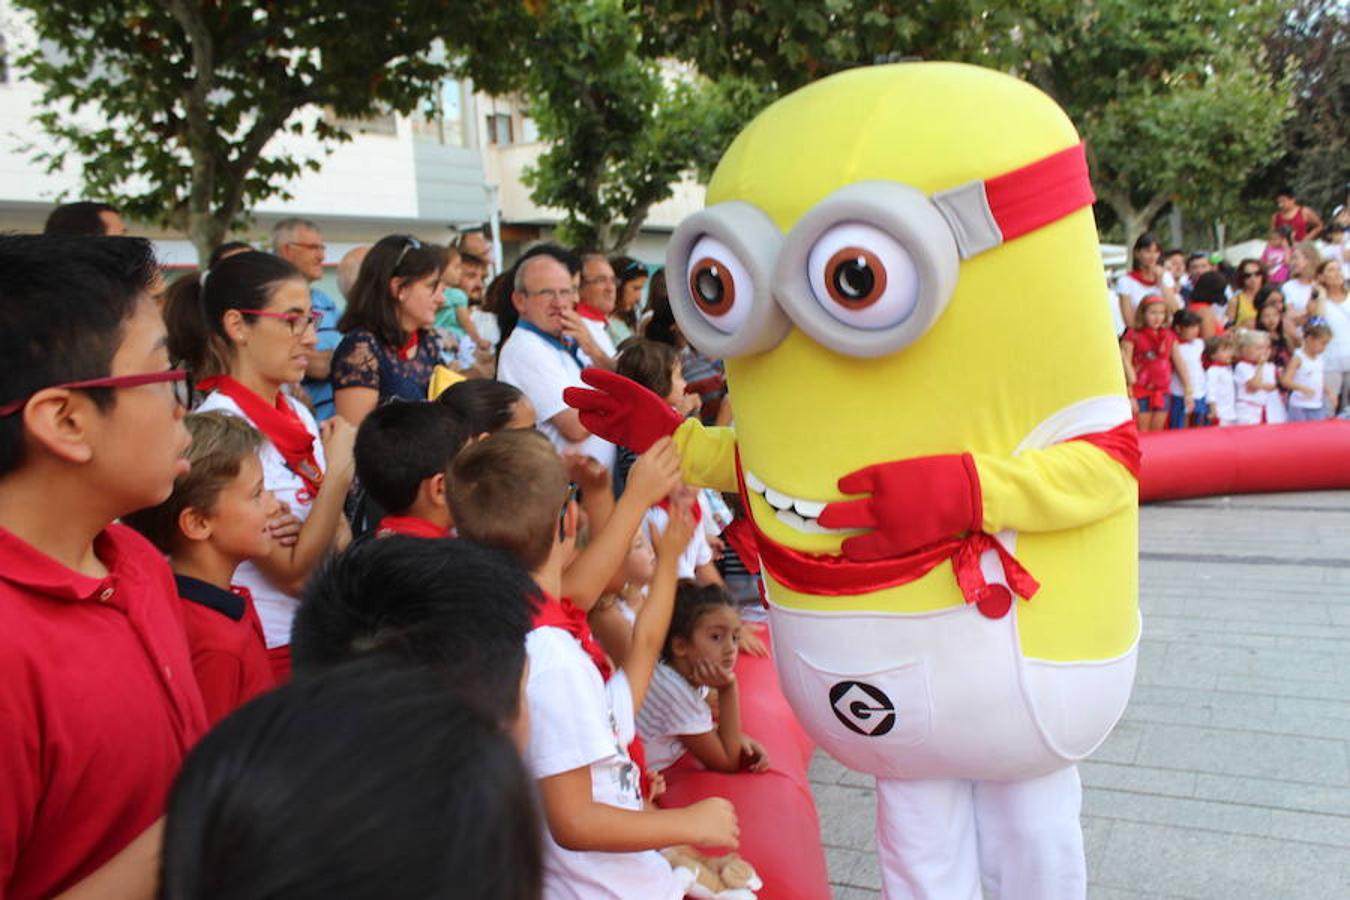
top-left (569, 62), bottom-right (1139, 899)
top-left (662, 847), bottom-right (762, 900)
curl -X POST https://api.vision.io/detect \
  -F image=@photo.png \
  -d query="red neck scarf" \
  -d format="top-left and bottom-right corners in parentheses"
top-left (575, 303), bottom-right (608, 323)
top-left (198, 376), bottom-right (323, 496)
top-left (1127, 270), bottom-right (1158, 287)
top-left (656, 496), bottom-right (703, 525)
top-left (377, 515), bottom-right (451, 539)
top-left (532, 591), bottom-right (612, 680)
top-left (398, 330), bottom-right (421, 360)
top-left (731, 424), bottom-right (1140, 620)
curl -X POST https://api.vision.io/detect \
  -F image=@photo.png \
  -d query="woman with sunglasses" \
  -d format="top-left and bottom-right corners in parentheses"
top-left (1228, 258), bottom-right (1264, 328)
top-left (169, 250), bottom-right (356, 681)
top-left (332, 235), bottom-right (447, 427)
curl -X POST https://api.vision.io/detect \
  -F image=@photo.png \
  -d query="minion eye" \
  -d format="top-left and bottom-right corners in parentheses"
top-left (773, 181), bottom-right (960, 358)
top-left (665, 201), bottom-right (790, 359)
top-left (686, 237), bottom-right (751, 333)
top-left (807, 223), bottom-right (919, 330)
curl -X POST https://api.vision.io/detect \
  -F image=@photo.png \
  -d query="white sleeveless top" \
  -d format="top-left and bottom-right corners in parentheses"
top-left (196, 390), bottom-right (326, 648)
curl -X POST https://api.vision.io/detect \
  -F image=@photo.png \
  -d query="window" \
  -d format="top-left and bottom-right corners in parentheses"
top-left (411, 78), bottom-right (466, 147)
top-left (324, 105), bottom-right (398, 137)
top-left (486, 112), bottom-right (514, 146)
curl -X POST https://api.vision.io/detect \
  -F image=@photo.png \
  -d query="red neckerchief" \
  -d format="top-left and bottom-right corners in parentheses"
top-left (575, 303), bottom-right (608, 323)
top-left (531, 591), bottom-right (612, 680)
top-left (398, 330), bottom-right (421, 360)
top-left (377, 515), bottom-right (451, 539)
top-left (656, 496), bottom-right (703, 525)
top-left (731, 422), bottom-right (1139, 620)
top-left (1127, 270), bottom-right (1158, 286)
top-left (198, 376), bottom-right (322, 495)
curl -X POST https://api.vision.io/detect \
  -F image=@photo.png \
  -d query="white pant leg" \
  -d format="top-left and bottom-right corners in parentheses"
top-left (875, 777), bottom-right (981, 900)
top-left (973, 766), bottom-right (1086, 900)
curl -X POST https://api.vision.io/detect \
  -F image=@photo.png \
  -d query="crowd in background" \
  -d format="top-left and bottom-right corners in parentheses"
top-left (1116, 187), bottom-right (1350, 431)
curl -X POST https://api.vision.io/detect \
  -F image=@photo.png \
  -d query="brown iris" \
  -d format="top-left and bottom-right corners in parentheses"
top-left (688, 257), bottom-right (736, 317)
top-left (823, 247), bottom-right (887, 309)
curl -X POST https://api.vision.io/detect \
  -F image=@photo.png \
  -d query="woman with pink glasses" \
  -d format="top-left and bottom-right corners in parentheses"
top-left (168, 251), bottom-right (355, 681)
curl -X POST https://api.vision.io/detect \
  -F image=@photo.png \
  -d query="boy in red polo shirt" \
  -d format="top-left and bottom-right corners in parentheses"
top-left (124, 411), bottom-right (280, 725)
top-left (354, 400), bottom-right (470, 538)
top-left (0, 235), bottom-right (208, 899)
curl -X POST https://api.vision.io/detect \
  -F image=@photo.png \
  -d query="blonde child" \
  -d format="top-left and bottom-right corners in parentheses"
top-left (638, 582), bottom-right (770, 778)
top-left (1121, 296), bottom-right (1178, 431)
top-left (1280, 321), bottom-right (1334, 421)
top-left (1204, 334), bottom-right (1239, 427)
top-left (123, 412), bottom-right (280, 725)
top-left (1234, 330), bottom-right (1281, 425)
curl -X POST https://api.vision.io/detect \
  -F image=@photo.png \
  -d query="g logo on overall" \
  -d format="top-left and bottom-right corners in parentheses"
top-left (828, 680), bottom-right (896, 736)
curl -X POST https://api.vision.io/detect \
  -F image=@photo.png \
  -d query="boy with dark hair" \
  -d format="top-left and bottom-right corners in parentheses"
top-left (0, 235), bottom-right (206, 899)
top-left (122, 411), bottom-right (281, 725)
top-left (291, 535), bottom-right (537, 743)
top-left (43, 200), bottom-right (127, 237)
top-left (353, 400), bottom-right (471, 538)
top-left (448, 430), bottom-right (740, 899)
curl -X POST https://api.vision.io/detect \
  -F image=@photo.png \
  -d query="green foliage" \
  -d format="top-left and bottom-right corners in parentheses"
top-left (15, 0), bottom-right (465, 260)
top-left (510, 0), bottom-right (769, 251)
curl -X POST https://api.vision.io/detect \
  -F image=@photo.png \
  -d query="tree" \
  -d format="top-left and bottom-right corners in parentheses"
top-left (636, 0), bottom-right (1294, 248)
top-left (1008, 0), bottom-right (1293, 247)
top-left (1247, 0), bottom-right (1349, 218)
top-left (15, 1), bottom-right (465, 262)
top-left (468, 0), bottom-right (768, 253)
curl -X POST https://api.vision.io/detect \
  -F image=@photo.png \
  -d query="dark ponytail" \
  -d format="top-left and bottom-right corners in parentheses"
top-left (163, 251), bottom-right (304, 379)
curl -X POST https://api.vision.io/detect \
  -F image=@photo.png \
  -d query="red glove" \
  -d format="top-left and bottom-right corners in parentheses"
top-left (817, 454), bottom-right (983, 560)
top-left (562, 368), bottom-right (683, 453)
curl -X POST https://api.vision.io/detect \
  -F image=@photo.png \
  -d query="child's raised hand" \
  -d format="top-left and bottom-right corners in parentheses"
top-left (740, 736), bottom-right (771, 773)
top-left (626, 437), bottom-right (683, 507)
top-left (651, 494), bottom-right (696, 561)
top-left (319, 416), bottom-right (357, 480)
top-left (679, 797), bottom-right (739, 850)
top-left (645, 770), bottom-right (667, 806)
top-left (691, 657), bottom-right (736, 689)
top-left (563, 452), bottom-right (610, 496)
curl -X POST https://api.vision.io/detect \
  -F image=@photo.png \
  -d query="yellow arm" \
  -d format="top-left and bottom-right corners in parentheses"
top-left (974, 442), bottom-right (1135, 534)
top-left (672, 418), bottom-right (739, 493)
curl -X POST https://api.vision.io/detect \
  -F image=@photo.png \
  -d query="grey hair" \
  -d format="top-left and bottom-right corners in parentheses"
top-left (513, 253), bottom-right (562, 294)
top-left (271, 217), bottom-right (321, 253)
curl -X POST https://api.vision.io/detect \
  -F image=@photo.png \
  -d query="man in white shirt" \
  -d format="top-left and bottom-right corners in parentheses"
top-left (498, 252), bottom-right (616, 470)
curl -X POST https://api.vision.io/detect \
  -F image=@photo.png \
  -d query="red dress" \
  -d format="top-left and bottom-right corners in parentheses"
top-left (1125, 326), bottom-right (1176, 407)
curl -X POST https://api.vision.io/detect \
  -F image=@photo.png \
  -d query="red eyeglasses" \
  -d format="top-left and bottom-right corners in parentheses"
top-left (0, 368), bottom-right (191, 417)
top-left (234, 308), bottom-right (323, 336)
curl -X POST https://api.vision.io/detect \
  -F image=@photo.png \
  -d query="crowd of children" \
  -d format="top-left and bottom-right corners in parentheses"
top-left (1116, 221), bottom-right (1349, 431)
top-left (0, 233), bottom-right (782, 900)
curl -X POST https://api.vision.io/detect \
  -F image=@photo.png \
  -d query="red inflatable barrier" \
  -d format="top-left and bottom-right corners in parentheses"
top-left (1139, 420), bottom-right (1350, 502)
top-left (657, 626), bottom-right (829, 900)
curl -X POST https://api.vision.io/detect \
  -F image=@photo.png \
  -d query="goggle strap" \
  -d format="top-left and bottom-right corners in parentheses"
top-left (932, 142), bottom-right (1096, 260)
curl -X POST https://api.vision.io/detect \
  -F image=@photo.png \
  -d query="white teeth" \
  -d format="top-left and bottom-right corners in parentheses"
top-left (793, 498), bottom-right (826, 518)
top-left (775, 508), bottom-right (851, 535)
top-left (744, 469), bottom-right (844, 535)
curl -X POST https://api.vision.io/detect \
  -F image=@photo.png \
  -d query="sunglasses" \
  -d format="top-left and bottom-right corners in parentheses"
top-left (234, 307), bottom-right (323, 336)
top-left (1242, 270), bottom-right (1262, 278)
top-left (393, 236), bottom-right (422, 272)
top-left (0, 367), bottom-right (191, 417)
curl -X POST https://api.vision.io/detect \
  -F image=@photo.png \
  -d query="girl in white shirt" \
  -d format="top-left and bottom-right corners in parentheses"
top-left (1280, 323), bottom-right (1333, 421)
top-left (637, 583), bottom-right (769, 775)
top-left (1234, 330), bottom-right (1281, 425)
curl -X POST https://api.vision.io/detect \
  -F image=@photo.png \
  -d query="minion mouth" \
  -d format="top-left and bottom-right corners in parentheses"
top-left (743, 470), bottom-right (852, 536)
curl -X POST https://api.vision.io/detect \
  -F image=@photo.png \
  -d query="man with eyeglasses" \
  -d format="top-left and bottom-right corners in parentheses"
top-left (569, 252), bottom-right (619, 369)
top-left (498, 251), bottom-right (616, 471)
top-left (273, 217), bottom-right (340, 420)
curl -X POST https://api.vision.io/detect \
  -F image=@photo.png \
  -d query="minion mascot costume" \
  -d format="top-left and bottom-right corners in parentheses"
top-left (567, 62), bottom-right (1140, 899)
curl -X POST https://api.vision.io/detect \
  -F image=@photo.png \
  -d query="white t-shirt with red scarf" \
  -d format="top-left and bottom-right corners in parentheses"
top-left (1114, 269), bottom-right (1175, 320)
top-left (196, 390), bottom-right (326, 649)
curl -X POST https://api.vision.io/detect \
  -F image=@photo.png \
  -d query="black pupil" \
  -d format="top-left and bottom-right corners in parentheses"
top-left (695, 266), bottom-right (724, 304)
top-left (834, 256), bottom-right (874, 300)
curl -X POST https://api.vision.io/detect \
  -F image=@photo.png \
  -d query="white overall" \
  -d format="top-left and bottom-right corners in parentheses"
top-left (763, 396), bottom-right (1140, 899)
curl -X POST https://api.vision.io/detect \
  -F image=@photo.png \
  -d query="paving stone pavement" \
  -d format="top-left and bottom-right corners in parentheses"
top-left (809, 490), bottom-right (1350, 899)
